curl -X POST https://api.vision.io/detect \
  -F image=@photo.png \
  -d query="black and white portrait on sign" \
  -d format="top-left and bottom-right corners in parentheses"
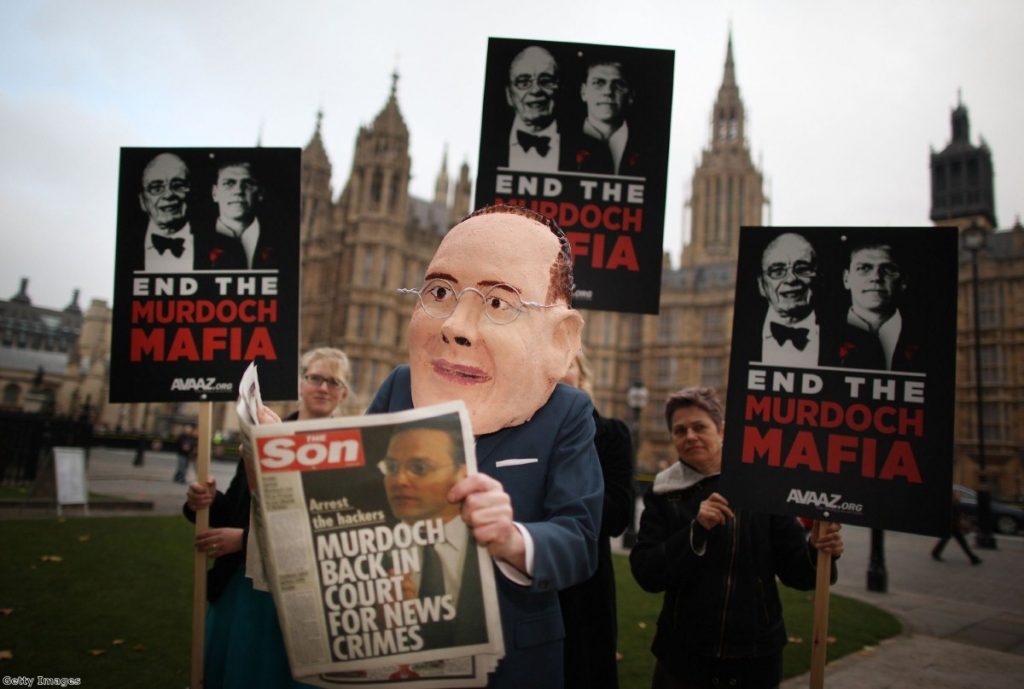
top-left (837, 239), bottom-right (926, 372)
top-left (138, 152), bottom-right (195, 272)
top-left (754, 231), bottom-right (826, 368)
top-left (503, 45), bottom-right (570, 173)
top-left (573, 56), bottom-right (647, 177)
top-left (205, 158), bottom-right (281, 270)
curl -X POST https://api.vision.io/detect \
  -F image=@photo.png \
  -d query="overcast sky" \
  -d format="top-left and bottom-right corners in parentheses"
top-left (2, 0), bottom-right (1021, 309)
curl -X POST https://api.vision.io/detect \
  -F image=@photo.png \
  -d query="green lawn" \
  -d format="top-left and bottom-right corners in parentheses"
top-left (0, 517), bottom-right (900, 688)
top-left (0, 516), bottom-right (193, 687)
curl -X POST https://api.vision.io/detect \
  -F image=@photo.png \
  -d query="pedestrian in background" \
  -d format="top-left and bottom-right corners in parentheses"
top-left (172, 424), bottom-right (197, 483)
top-left (932, 487), bottom-right (982, 565)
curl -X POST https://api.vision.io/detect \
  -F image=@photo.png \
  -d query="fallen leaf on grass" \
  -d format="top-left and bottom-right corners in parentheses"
top-left (132, 644), bottom-right (146, 652)
top-left (0, 650), bottom-right (12, 660)
top-left (78, 534), bottom-right (91, 542)
top-left (0, 608), bottom-right (13, 616)
top-left (637, 622), bottom-right (647, 629)
top-left (40, 555), bottom-right (63, 562)
top-left (88, 649), bottom-right (106, 657)
top-left (827, 635), bottom-right (837, 644)
top-left (615, 651), bottom-right (624, 662)
top-left (788, 636), bottom-right (804, 644)
top-left (858, 645), bottom-right (877, 657)
top-left (112, 639), bottom-right (125, 646)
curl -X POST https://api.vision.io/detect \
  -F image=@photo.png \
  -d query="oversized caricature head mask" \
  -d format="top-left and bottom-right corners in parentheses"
top-left (407, 206), bottom-right (584, 435)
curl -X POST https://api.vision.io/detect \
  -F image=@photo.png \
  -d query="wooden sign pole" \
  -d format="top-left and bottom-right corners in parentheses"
top-left (809, 520), bottom-right (833, 689)
top-left (190, 401), bottom-right (213, 688)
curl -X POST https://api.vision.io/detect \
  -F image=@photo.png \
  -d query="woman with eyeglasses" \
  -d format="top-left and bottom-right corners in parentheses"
top-left (183, 347), bottom-right (350, 688)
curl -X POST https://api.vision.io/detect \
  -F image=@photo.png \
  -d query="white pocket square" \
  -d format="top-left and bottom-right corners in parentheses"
top-left (495, 458), bottom-right (539, 468)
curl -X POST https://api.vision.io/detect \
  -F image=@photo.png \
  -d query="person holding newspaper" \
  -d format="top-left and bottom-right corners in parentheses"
top-left (630, 386), bottom-right (844, 689)
top-left (183, 347), bottom-right (351, 689)
top-left (370, 204), bottom-right (604, 689)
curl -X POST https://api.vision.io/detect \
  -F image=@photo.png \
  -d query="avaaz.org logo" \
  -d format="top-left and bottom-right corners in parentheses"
top-left (786, 489), bottom-right (864, 514)
top-left (170, 377), bottom-right (233, 393)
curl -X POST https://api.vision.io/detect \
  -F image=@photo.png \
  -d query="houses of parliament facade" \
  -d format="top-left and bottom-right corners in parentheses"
top-left (7, 36), bottom-right (1020, 498)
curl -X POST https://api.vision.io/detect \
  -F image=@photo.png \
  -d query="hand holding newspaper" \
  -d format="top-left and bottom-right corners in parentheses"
top-left (236, 362), bottom-right (504, 687)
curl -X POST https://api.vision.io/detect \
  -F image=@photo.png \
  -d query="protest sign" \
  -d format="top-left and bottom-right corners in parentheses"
top-left (721, 227), bottom-right (958, 537)
top-left (237, 367), bottom-right (504, 687)
top-left (474, 37), bottom-right (674, 314)
top-left (109, 147), bottom-right (300, 402)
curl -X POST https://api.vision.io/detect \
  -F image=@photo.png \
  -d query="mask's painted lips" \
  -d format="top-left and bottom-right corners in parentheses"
top-left (432, 359), bottom-right (490, 385)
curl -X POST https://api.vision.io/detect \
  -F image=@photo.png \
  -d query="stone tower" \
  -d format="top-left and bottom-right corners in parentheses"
top-left (930, 93), bottom-right (997, 231)
top-left (681, 32), bottom-right (767, 266)
top-left (434, 145), bottom-right (450, 206)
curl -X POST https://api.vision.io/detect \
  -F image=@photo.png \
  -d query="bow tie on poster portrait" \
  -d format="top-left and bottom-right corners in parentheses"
top-left (770, 322), bottom-right (810, 350)
top-left (152, 233), bottom-right (185, 257)
top-left (516, 130), bottom-right (551, 156)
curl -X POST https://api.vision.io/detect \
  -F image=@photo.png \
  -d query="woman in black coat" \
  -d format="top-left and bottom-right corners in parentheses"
top-left (630, 387), bottom-right (843, 689)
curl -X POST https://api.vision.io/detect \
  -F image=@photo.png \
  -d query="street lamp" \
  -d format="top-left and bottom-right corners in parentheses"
top-left (963, 223), bottom-right (997, 549)
top-left (866, 529), bottom-right (887, 592)
top-left (623, 381), bottom-right (649, 548)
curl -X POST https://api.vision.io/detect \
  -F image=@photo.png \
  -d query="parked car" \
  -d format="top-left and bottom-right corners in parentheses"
top-left (954, 485), bottom-right (1024, 535)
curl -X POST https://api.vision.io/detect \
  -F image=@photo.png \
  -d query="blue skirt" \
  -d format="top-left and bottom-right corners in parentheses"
top-left (204, 567), bottom-right (319, 689)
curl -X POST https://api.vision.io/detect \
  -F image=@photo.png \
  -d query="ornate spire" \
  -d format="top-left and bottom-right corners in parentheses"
top-left (11, 277), bottom-right (30, 304)
top-left (711, 31), bottom-right (744, 148)
top-left (434, 144), bottom-right (450, 206)
top-left (304, 109), bottom-right (329, 165)
top-left (64, 288), bottom-right (82, 315)
top-left (371, 72), bottom-right (409, 139)
top-left (723, 27), bottom-right (736, 89)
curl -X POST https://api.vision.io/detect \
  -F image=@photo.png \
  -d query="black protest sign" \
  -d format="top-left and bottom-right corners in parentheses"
top-left (721, 227), bottom-right (958, 537)
top-left (475, 37), bottom-right (674, 314)
top-left (109, 147), bottom-right (300, 402)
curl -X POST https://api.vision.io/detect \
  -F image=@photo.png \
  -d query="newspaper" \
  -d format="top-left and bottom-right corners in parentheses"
top-left (238, 363), bottom-right (270, 592)
top-left (236, 363), bottom-right (505, 687)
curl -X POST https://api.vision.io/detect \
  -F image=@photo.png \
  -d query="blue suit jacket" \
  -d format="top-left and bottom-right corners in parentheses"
top-left (367, 366), bottom-right (603, 689)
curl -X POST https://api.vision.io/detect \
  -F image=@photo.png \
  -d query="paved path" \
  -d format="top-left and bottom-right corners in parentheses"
top-left (782, 525), bottom-right (1024, 688)
top-left (83, 446), bottom-right (237, 515)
